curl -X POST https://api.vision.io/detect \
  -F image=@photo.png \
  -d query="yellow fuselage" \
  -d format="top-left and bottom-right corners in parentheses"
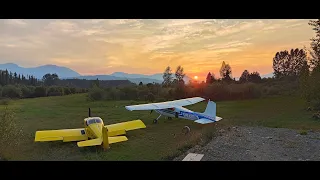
top-left (84, 117), bottom-right (104, 139)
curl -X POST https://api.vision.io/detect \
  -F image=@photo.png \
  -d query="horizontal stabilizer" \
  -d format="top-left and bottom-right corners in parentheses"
top-left (194, 118), bottom-right (215, 124)
top-left (215, 116), bottom-right (223, 121)
top-left (77, 138), bottom-right (103, 147)
top-left (105, 120), bottom-right (146, 132)
top-left (108, 129), bottom-right (126, 137)
top-left (109, 136), bottom-right (128, 144)
top-left (35, 128), bottom-right (88, 142)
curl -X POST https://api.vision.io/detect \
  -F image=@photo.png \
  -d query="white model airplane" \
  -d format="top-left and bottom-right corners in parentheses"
top-left (125, 97), bottom-right (222, 124)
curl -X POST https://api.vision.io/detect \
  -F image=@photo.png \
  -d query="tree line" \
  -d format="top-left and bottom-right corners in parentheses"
top-left (0, 73), bottom-right (88, 100)
top-left (0, 69), bottom-right (39, 86)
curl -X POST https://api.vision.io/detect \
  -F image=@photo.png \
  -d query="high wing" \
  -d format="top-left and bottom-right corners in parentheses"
top-left (125, 97), bottom-right (205, 111)
top-left (105, 120), bottom-right (146, 133)
top-left (35, 128), bottom-right (88, 142)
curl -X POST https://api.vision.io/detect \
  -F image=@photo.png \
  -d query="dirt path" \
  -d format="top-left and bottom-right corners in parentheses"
top-left (174, 126), bottom-right (320, 161)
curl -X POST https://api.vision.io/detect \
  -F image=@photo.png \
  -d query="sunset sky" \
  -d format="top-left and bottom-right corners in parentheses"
top-left (0, 19), bottom-right (315, 80)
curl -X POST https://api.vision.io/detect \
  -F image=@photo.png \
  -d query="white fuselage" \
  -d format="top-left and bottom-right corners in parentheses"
top-left (155, 106), bottom-right (215, 121)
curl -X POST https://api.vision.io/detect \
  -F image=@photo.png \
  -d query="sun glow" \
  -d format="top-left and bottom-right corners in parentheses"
top-left (194, 76), bottom-right (198, 80)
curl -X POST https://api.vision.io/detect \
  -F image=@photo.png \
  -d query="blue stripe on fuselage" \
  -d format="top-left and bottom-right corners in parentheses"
top-left (179, 111), bottom-right (215, 121)
top-left (156, 109), bottom-right (215, 122)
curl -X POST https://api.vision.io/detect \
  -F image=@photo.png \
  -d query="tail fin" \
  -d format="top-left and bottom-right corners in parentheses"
top-left (203, 100), bottom-right (216, 118)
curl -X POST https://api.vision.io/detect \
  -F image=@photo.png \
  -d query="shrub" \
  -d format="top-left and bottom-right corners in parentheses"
top-left (301, 66), bottom-right (320, 110)
top-left (87, 86), bottom-right (106, 101)
top-left (70, 87), bottom-right (76, 94)
top-left (121, 87), bottom-right (138, 100)
top-left (1, 85), bottom-right (22, 99)
top-left (105, 88), bottom-right (121, 100)
top-left (137, 89), bottom-right (150, 101)
top-left (34, 86), bottom-right (47, 97)
top-left (0, 98), bottom-right (11, 105)
top-left (146, 92), bottom-right (155, 102)
top-left (265, 86), bottom-right (280, 96)
top-left (47, 86), bottom-right (63, 96)
top-left (64, 87), bottom-right (71, 95)
top-left (204, 83), bottom-right (228, 101)
top-left (298, 130), bottom-right (308, 135)
top-left (20, 86), bottom-right (34, 98)
top-left (245, 83), bottom-right (262, 99)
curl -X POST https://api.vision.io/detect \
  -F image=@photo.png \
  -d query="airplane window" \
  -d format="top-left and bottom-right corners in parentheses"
top-left (86, 119), bottom-right (95, 126)
top-left (86, 119), bottom-right (102, 125)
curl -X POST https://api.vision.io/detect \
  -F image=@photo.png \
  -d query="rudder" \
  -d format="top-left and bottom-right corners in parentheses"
top-left (203, 100), bottom-right (216, 118)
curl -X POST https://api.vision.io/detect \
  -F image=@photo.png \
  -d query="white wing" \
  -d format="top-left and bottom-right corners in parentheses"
top-left (125, 97), bottom-right (205, 111)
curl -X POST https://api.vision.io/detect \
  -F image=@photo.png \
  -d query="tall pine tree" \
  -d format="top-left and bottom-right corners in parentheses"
top-left (309, 19), bottom-right (320, 69)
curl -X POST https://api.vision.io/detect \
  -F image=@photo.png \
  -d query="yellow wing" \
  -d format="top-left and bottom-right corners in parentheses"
top-left (77, 136), bottom-right (128, 147)
top-left (35, 128), bottom-right (88, 142)
top-left (105, 120), bottom-right (146, 133)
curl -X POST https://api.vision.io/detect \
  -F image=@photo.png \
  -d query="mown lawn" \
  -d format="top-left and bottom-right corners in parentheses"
top-left (0, 94), bottom-right (318, 160)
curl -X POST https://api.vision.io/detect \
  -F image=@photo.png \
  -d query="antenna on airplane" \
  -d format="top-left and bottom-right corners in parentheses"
top-left (88, 108), bottom-right (91, 117)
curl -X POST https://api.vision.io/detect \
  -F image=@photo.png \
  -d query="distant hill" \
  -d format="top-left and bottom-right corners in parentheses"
top-left (75, 75), bottom-right (163, 84)
top-left (58, 79), bottom-right (134, 88)
top-left (0, 63), bottom-right (80, 79)
top-left (0, 63), bottom-right (192, 84)
top-left (110, 72), bottom-right (192, 83)
top-left (261, 73), bottom-right (274, 78)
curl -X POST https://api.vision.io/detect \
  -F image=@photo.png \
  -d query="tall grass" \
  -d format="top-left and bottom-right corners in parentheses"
top-left (0, 106), bottom-right (24, 159)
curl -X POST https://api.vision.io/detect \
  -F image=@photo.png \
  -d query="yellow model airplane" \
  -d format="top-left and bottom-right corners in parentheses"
top-left (34, 109), bottom-right (146, 149)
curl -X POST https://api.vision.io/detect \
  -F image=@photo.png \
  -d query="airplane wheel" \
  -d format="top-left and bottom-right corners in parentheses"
top-left (182, 126), bottom-right (191, 134)
top-left (153, 119), bottom-right (158, 124)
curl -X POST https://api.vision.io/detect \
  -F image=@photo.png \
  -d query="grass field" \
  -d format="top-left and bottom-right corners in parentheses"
top-left (0, 94), bottom-right (319, 160)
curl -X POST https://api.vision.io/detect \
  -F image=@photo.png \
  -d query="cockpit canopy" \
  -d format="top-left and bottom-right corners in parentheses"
top-left (85, 118), bottom-right (103, 126)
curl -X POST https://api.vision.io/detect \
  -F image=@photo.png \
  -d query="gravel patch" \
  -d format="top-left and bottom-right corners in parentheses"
top-left (174, 126), bottom-right (320, 161)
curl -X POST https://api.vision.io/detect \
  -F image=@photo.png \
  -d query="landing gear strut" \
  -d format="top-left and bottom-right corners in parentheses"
top-left (153, 114), bottom-right (162, 124)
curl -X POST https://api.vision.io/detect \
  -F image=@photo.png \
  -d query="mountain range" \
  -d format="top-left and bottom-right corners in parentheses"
top-left (0, 63), bottom-right (273, 84)
top-left (0, 63), bottom-right (191, 84)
